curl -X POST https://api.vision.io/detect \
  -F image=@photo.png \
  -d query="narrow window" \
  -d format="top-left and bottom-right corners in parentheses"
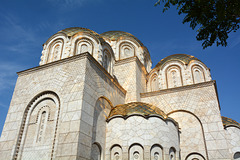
top-left (37, 111), bottom-right (47, 142)
top-left (80, 44), bottom-right (88, 53)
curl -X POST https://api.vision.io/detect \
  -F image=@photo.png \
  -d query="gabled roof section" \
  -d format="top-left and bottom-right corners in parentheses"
top-left (222, 116), bottom-right (240, 129)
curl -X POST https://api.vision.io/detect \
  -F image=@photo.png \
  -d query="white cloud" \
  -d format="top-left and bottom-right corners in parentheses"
top-left (0, 62), bottom-right (25, 93)
top-left (0, 13), bottom-right (46, 54)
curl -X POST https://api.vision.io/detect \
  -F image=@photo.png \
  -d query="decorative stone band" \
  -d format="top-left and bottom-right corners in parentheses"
top-left (222, 116), bottom-right (240, 129)
top-left (106, 102), bottom-right (179, 128)
top-left (141, 80), bottom-right (217, 97)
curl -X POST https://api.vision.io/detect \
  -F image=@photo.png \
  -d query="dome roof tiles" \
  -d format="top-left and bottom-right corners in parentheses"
top-left (58, 27), bottom-right (105, 42)
top-left (222, 116), bottom-right (240, 129)
top-left (100, 31), bottom-right (144, 46)
top-left (108, 102), bottom-right (167, 119)
top-left (155, 54), bottom-right (201, 68)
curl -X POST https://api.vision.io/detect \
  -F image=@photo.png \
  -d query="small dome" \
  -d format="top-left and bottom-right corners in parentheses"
top-left (155, 54), bottom-right (201, 68)
top-left (100, 31), bottom-right (144, 46)
top-left (222, 116), bottom-right (240, 128)
top-left (108, 102), bottom-right (167, 119)
top-left (58, 27), bottom-right (104, 42)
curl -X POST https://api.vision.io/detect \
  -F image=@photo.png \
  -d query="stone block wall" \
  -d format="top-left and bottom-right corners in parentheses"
top-left (141, 81), bottom-right (231, 160)
top-left (106, 116), bottom-right (180, 160)
top-left (0, 53), bottom-right (125, 160)
top-left (114, 57), bottom-right (146, 103)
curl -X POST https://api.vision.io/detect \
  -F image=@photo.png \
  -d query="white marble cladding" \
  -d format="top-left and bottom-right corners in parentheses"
top-left (114, 57), bottom-right (147, 103)
top-left (147, 59), bottom-right (212, 92)
top-left (40, 31), bottom-right (115, 76)
top-left (102, 38), bottom-right (152, 72)
top-left (141, 82), bottom-right (232, 160)
top-left (1, 27), bottom-right (240, 160)
top-left (39, 28), bottom-right (153, 75)
top-left (106, 116), bottom-right (180, 160)
top-left (225, 127), bottom-right (240, 159)
top-left (0, 53), bottom-right (125, 160)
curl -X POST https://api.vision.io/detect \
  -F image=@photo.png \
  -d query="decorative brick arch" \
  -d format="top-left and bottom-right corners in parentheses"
top-left (13, 91), bottom-right (60, 160)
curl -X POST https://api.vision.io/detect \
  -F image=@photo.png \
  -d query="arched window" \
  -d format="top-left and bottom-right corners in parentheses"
top-left (111, 145), bottom-right (122, 160)
top-left (47, 40), bottom-right (63, 63)
top-left (75, 38), bottom-right (93, 55)
top-left (91, 143), bottom-right (101, 160)
top-left (80, 44), bottom-right (88, 53)
top-left (124, 48), bottom-right (130, 56)
top-left (91, 97), bottom-right (112, 160)
top-left (151, 144), bottom-right (163, 160)
top-left (192, 66), bottom-right (205, 84)
top-left (119, 43), bottom-right (134, 59)
top-left (166, 66), bottom-right (182, 88)
top-left (103, 50), bottom-right (111, 72)
top-left (169, 147), bottom-right (176, 160)
top-left (37, 111), bottom-right (47, 143)
top-left (18, 92), bottom-right (59, 160)
top-left (129, 144), bottom-right (144, 160)
top-left (150, 74), bottom-right (158, 92)
top-left (185, 152), bottom-right (205, 160)
top-left (234, 152), bottom-right (240, 160)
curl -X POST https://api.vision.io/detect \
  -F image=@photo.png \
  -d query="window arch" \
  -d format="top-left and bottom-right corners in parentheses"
top-left (169, 147), bottom-right (176, 160)
top-left (129, 143), bottom-right (144, 160)
top-left (47, 39), bottom-right (63, 63)
top-left (103, 50), bottom-right (111, 72)
top-left (119, 42), bottom-right (135, 59)
top-left (91, 142), bottom-right (102, 160)
top-left (91, 97), bottom-right (112, 160)
top-left (185, 152), bottom-right (206, 160)
top-left (166, 66), bottom-right (182, 88)
top-left (150, 74), bottom-right (159, 92)
top-left (14, 91), bottom-right (60, 160)
top-left (111, 144), bottom-right (122, 160)
top-left (75, 38), bottom-right (93, 55)
top-left (36, 111), bottom-right (47, 143)
top-left (191, 65), bottom-right (205, 84)
top-left (151, 144), bottom-right (163, 160)
top-left (234, 152), bottom-right (240, 160)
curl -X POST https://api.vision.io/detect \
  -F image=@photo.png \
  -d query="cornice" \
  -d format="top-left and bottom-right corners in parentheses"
top-left (140, 80), bottom-right (216, 98)
top-left (17, 53), bottom-right (89, 76)
top-left (17, 52), bottom-right (126, 95)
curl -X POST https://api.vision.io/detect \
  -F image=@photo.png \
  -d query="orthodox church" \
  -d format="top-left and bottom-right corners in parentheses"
top-left (0, 27), bottom-right (239, 160)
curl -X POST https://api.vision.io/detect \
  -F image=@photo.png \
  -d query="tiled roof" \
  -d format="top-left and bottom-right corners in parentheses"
top-left (100, 31), bottom-right (144, 46)
top-left (155, 54), bottom-right (200, 68)
top-left (58, 27), bottom-right (103, 41)
top-left (222, 116), bottom-right (240, 128)
top-left (108, 102), bottom-right (167, 119)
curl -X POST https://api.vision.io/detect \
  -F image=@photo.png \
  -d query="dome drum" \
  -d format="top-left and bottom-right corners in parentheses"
top-left (147, 54), bottom-right (212, 92)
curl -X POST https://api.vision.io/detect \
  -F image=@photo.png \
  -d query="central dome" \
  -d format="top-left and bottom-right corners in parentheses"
top-left (58, 27), bottom-right (104, 42)
top-left (100, 31), bottom-right (144, 46)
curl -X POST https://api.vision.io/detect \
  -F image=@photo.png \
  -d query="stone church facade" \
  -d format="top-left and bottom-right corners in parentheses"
top-left (0, 27), bottom-right (239, 160)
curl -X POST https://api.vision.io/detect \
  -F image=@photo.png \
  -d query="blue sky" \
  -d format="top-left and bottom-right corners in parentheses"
top-left (0, 0), bottom-right (240, 134)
